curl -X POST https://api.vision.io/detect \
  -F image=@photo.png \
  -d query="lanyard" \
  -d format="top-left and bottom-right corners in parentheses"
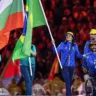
top-left (90, 53), bottom-right (96, 68)
top-left (28, 57), bottom-right (32, 76)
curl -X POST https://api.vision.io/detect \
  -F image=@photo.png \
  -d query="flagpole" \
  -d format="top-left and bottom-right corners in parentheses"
top-left (39, 0), bottom-right (63, 69)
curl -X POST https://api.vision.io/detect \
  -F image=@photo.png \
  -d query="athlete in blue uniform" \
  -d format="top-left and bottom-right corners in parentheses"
top-left (52, 32), bottom-right (83, 96)
top-left (84, 29), bottom-right (96, 54)
top-left (83, 41), bottom-right (96, 76)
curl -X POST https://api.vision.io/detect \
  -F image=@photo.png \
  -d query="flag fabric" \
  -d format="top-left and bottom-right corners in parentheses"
top-left (12, 0), bottom-right (46, 61)
top-left (48, 57), bottom-right (59, 80)
top-left (32, 0), bottom-right (46, 27)
top-left (0, 58), bottom-right (20, 79)
top-left (0, 0), bottom-right (24, 49)
top-left (12, 0), bottom-right (33, 61)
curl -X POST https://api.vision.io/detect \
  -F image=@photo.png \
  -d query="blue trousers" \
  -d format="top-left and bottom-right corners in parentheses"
top-left (62, 67), bottom-right (74, 96)
top-left (20, 66), bottom-right (35, 95)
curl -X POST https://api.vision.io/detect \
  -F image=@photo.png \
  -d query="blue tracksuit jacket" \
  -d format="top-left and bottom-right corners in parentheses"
top-left (82, 52), bottom-right (96, 74)
top-left (84, 40), bottom-right (92, 54)
top-left (52, 42), bottom-right (83, 67)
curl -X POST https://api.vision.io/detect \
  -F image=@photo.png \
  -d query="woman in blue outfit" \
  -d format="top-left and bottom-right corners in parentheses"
top-left (20, 44), bottom-right (36, 95)
top-left (52, 32), bottom-right (83, 96)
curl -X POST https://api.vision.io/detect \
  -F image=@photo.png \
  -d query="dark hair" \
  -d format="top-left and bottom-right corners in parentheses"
top-left (89, 44), bottom-right (96, 52)
top-left (89, 40), bottom-right (96, 48)
top-left (64, 34), bottom-right (75, 47)
top-left (89, 46), bottom-right (96, 52)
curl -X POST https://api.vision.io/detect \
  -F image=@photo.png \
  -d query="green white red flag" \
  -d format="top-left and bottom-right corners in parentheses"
top-left (0, 0), bottom-right (24, 49)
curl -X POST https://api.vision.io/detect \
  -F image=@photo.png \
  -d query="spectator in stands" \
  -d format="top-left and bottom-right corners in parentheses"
top-left (0, 81), bottom-right (11, 96)
top-left (8, 78), bottom-right (22, 95)
top-left (43, 74), bottom-right (66, 95)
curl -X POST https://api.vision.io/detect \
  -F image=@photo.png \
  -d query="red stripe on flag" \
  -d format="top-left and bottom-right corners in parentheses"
top-left (0, 12), bottom-right (23, 49)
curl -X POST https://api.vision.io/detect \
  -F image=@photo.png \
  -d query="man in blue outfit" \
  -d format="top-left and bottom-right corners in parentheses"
top-left (52, 32), bottom-right (83, 96)
top-left (20, 44), bottom-right (36, 95)
top-left (84, 29), bottom-right (96, 54)
top-left (83, 29), bottom-right (96, 74)
top-left (82, 40), bottom-right (96, 95)
top-left (83, 40), bottom-right (96, 76)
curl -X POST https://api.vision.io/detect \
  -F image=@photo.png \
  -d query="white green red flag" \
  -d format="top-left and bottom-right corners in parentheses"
top-left (0, 0), bottom-right (24, 49)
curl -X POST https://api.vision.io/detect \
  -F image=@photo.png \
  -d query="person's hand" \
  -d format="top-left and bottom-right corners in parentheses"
top-left (31, 51), bottom-right (36, 56)
top-left (52, 39), bottom-right (55, 44)
top-left (84, 74), bottom-right (90, 81)
top-left (83, 54), bottom-right (87, 58)
top-left (61, 67), bottom-right (64, 71)
top-left (83, 68), bottom-right (88, 73)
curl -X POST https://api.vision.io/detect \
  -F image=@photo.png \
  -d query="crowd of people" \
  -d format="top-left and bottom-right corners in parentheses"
top-left (0, 0), bottom-right (96, 95)
top-left (0, 74), bottom-right (86, 96)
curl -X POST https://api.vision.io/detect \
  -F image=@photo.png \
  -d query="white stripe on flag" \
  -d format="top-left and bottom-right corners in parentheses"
top-left (0, 0), bottom-right (13, 14)
top-left (22, 0), bottom-right (25, 22)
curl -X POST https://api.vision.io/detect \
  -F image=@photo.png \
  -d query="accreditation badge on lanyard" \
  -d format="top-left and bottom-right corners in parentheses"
top-left (94, 60), bottom-right (96, 68)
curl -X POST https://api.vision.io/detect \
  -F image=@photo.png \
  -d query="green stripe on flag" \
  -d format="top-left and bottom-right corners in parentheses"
top-left (0, 0), bottom-right (23, 30)
top-left (33, 0), bottom-right (46, 27)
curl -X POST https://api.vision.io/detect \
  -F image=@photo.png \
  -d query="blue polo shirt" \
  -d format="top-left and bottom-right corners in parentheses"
top-left (20, 44), bottom-right (36, 67)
